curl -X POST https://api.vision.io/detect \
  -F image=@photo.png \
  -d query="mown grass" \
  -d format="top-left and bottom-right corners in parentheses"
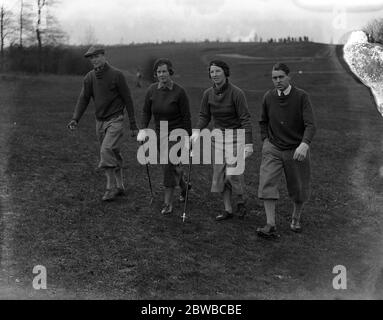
top-left (1, 42), bottom-right (383, 299)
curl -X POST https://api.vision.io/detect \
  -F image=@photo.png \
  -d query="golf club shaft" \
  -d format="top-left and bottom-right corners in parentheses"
top-left (140, 141), bottom-right (154, 202)
top-left (182, 146), bottom-right (192, 220)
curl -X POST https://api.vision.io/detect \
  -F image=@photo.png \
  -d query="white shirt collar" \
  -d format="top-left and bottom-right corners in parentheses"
top-left (278, 85), bottom-right (292, 96)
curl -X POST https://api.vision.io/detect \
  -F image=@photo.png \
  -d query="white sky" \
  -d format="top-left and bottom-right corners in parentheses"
top-left (3, 0), bottom-right (383, 44)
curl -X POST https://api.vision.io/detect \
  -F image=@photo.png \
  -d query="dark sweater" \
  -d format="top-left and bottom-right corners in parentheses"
top-left (73, 63), bottom-right (138, 130)
top-left (141, 82), bottom-right (192, 135)
top-left (196, 82), bottom-right (253, 144)
top-left (259, 86), bottom-right (316, 150)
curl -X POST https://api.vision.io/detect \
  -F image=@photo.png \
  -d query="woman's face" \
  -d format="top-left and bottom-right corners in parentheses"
top-left (210, 65), bottom-right (226, 87)
top-left (156, 64), bottom-right (171, 84)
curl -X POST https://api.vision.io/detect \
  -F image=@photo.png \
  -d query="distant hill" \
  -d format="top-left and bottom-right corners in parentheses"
top-left (103, 42), bottom-right (339, 88)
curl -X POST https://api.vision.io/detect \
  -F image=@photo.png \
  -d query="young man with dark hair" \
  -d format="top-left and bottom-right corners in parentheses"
top-left (68, 46), bottom-right (139, 201)
top-left (257, 63), bottom-right (316, 237)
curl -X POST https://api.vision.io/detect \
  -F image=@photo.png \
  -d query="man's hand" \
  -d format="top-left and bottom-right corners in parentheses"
top-left (137, 129), bottom-right (147, 142)
top-left (130, 129), bottom-right (139, 138)
top-left (293, 142), bottom-right (309, 161)
top-left (244, 144), bottom-right (253, 159)
top-left (67, 119), bottom-right (78, 131)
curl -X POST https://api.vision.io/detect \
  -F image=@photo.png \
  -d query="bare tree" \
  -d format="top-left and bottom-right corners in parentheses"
top-left (83, 25), bottom-right (97, 45)
top-left (364, 18), bottom-right (383, 43)
top-left (0, 4), bottom-right (15, 70)
top-left (34, 0), bottom-right (67, 71)
top-left (18, 0), bottom-right (34, 48)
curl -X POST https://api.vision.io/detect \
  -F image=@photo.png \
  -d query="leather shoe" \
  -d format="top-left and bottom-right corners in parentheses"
top-left (102, 189), bottom-right (118, 201)
top-left (256, 224), bottom-right (279, 238)
top-left (161, 204), bottom-right (173, 215)
top-left (116, 187), bottom-right (126, 197)
top-left (215, 211), bottom-right (233, 221)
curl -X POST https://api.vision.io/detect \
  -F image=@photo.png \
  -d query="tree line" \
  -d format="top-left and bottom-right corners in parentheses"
top-left (0, 0), bottom-right (89, 74)
top-left (1, 1), bottom-right (382, 75)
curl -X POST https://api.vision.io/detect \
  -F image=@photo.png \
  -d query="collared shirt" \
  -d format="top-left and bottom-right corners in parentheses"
top-left (157, 80), bottom-right (174, 90)
top-left (277, 84), bottom-right (292, 96)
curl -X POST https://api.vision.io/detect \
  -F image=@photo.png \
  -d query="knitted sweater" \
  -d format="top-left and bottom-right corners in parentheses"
top-left (259, 86), bottom-right (316, 150)
top-left (72, 63), bottom-right (138, 130)
top-left (196, 82), bottom-right (253, 144)
top-left (141, 82), bottom-right (192, 135)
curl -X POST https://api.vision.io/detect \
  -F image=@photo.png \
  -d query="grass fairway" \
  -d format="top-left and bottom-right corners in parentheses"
top-left (1, 42), bottom-right (383, 299)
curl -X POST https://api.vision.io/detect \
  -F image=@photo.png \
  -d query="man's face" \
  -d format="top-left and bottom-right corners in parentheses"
top-left (210, 65), bottom-right (226, 87)
top-left (89, 53), bottom-right (106, 69)
top-left (156, 64), bottom-right (171, 84)
top-left (272, 69), bottom-right (290, 91)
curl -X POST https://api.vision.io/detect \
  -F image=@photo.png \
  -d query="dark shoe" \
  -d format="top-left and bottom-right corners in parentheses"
top-left (290, 218), bottom-right (302, 233)
top-left (215, 211), bottom-right (234, 221)
top-left (161, 204), bottom-right (173, 215)
top-left (179, 183), bottom-right (192, 202)
top-left (256, 224), bottom-right (279, 238)
top-left (237, 203), bottom-right (247, 219)
top-left (116, 187), bottom-right (126, 197)
top-left (102, 189), bottom-right (118, 202)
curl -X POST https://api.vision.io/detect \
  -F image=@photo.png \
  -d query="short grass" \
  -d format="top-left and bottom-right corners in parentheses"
top-left (1, 42), bottom-right (383, 299)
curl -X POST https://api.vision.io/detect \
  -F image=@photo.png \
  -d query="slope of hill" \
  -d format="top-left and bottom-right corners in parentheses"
top-left (1, 41), bottom-right (383, 299)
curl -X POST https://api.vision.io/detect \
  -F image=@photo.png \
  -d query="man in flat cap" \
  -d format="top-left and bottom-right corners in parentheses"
top-left (68, 46), bottom-right (139, 201)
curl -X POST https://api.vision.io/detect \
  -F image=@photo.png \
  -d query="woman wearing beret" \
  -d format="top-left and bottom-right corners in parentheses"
top-left (137, 58), bottom-right (192, 215)
top-left (190, 60), bottom-right (253, 221)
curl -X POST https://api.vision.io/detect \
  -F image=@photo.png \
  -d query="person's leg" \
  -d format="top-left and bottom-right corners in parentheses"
top-left (227, 170), bottom-right (246, 218)
top-left (222, 186), bottom-right (233, 213)
top-left (264, 199), bottom-right (277, 226)
top-left (162, 163), bottom-right (177, 214)
top-left (164, 187), bottom-right (175, 208)
top-left (115, 167), bottom-right (124, 191)
top-left (105, 168), bottom-right (115, 190)
top-left (99, 116), bottom-right (124, 200)
top-left (283, 149), bottom-right (311, 232)
top-left (292, 202), bottom-right (303, 222)
top-left (257, 140), bottom-right (283, 235)
top-left (215, 185), bottom-right (233, 221)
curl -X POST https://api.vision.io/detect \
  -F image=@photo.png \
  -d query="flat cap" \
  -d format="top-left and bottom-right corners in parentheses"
top-left (84, 46), bottom-right (105, 58)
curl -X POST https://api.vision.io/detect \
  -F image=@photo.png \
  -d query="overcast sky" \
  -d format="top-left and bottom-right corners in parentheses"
top-left (4, 0), bottom-right (383, 44)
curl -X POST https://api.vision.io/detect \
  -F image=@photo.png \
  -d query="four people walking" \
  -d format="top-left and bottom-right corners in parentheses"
top-left (69, 46), bottom-right (316, 237)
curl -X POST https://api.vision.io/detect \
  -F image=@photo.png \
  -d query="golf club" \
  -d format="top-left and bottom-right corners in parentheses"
top-left (140, 141), bottom-right (154, 205)
top-left (182, 140), bottom-right (192, 222)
